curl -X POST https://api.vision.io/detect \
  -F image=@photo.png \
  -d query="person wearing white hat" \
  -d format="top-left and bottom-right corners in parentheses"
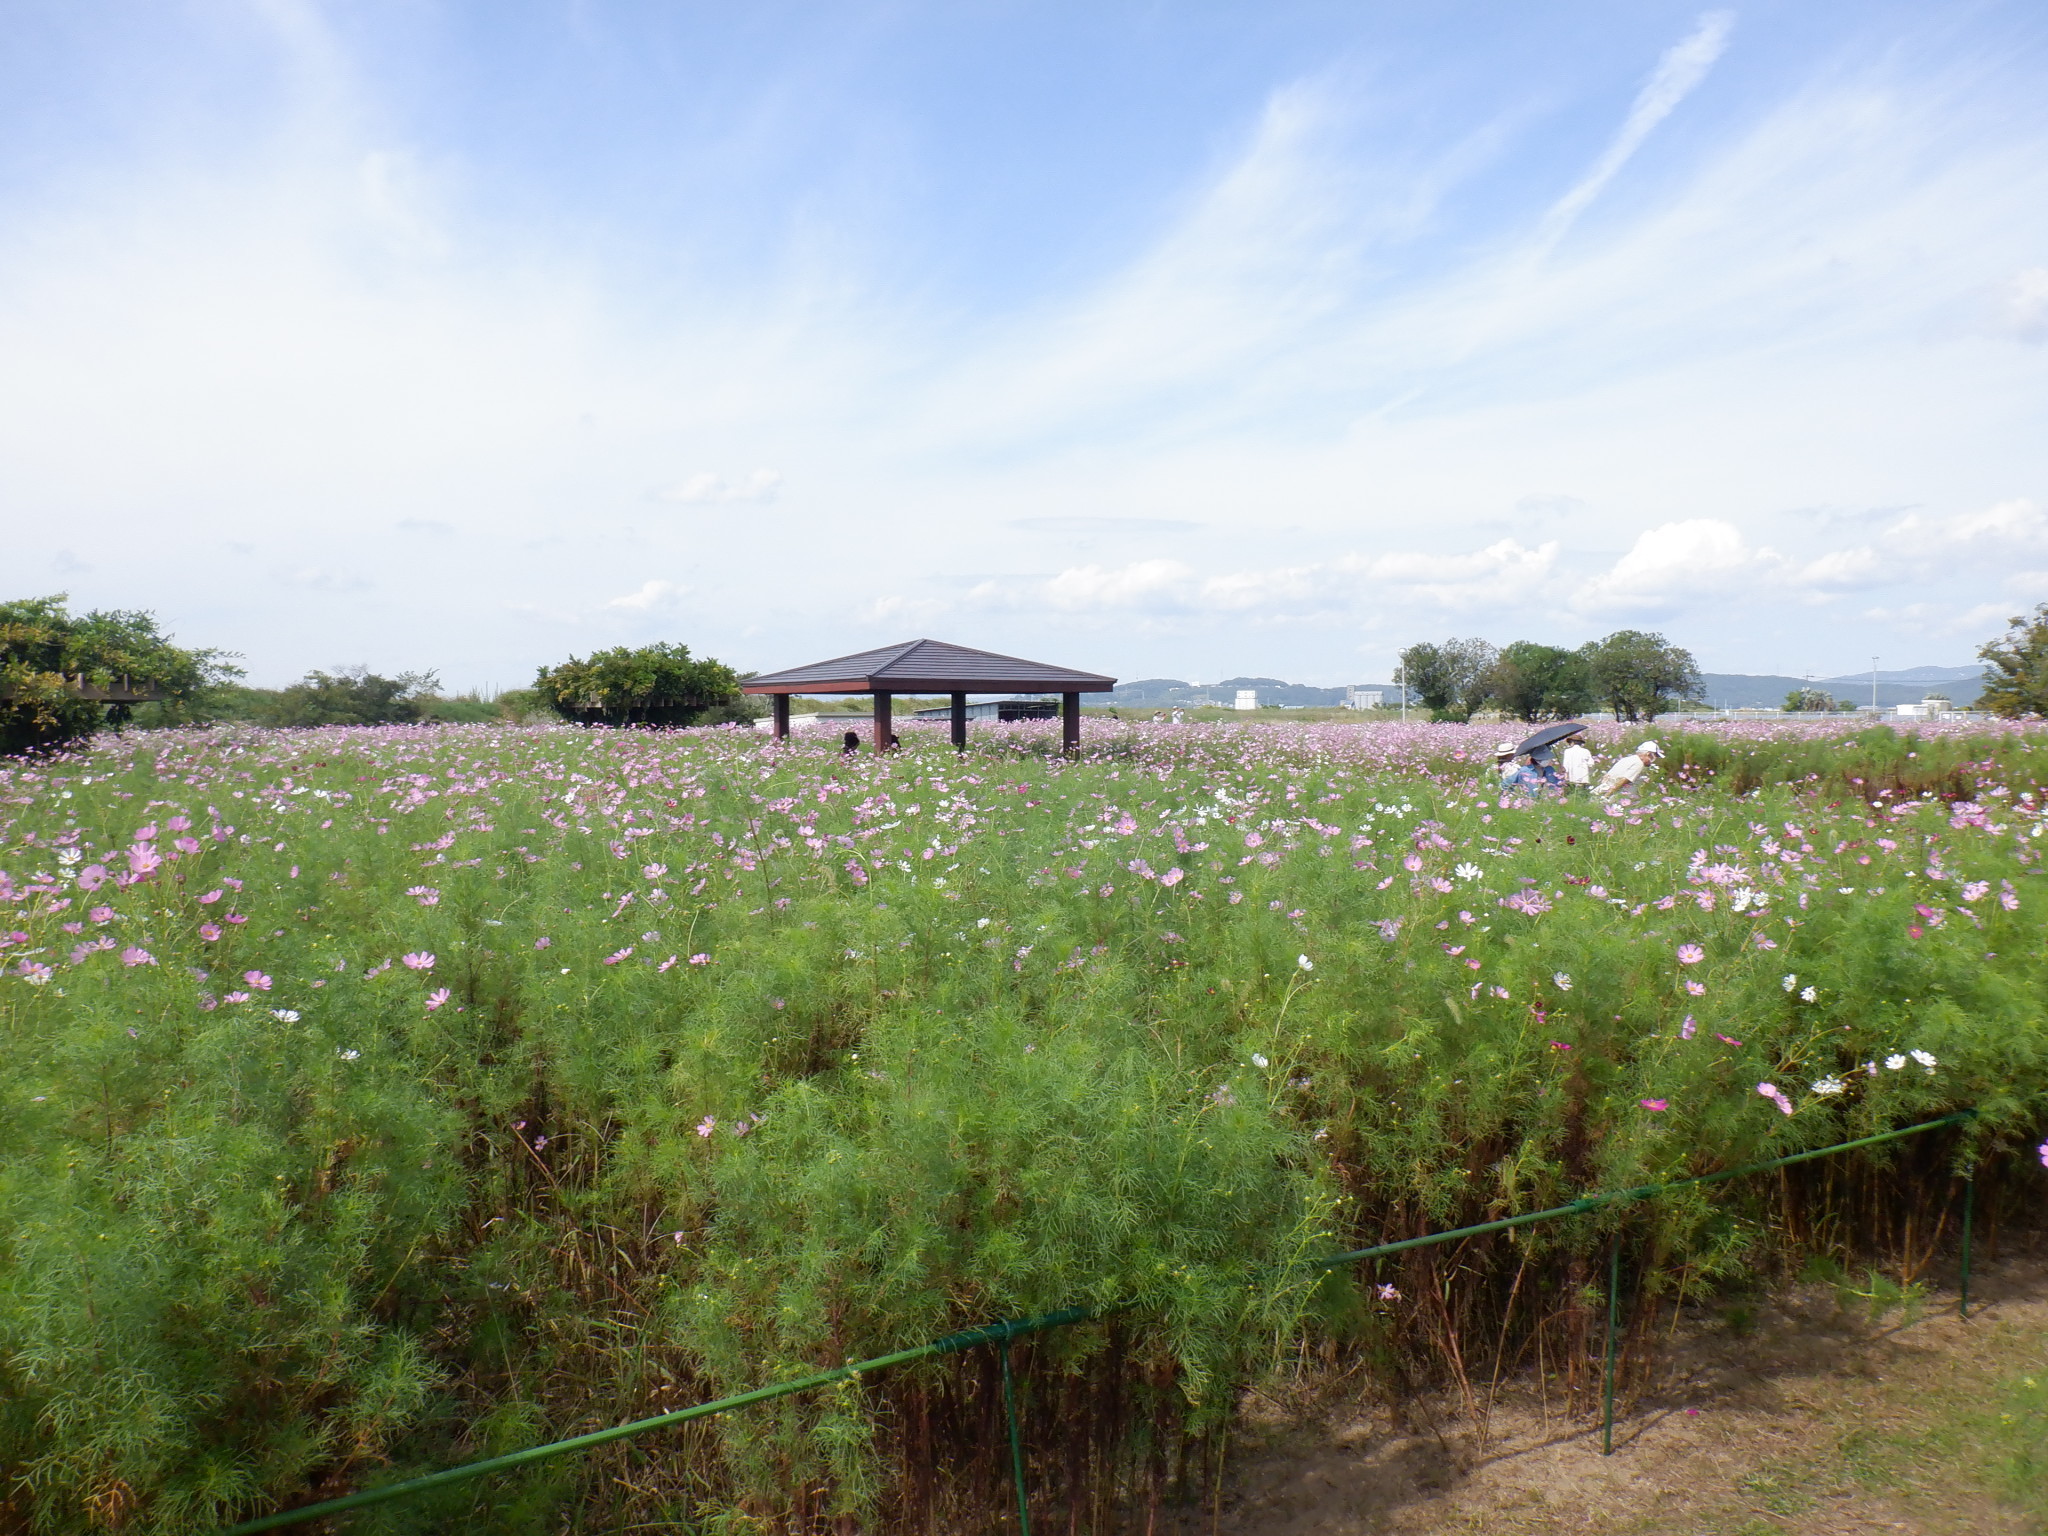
top-left (1594, 740), bottom-right (1663, 798)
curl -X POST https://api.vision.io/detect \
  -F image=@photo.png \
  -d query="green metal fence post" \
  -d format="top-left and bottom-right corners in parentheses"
top-left (1959, 1174), bottom-right (1975, 1321)
top-left (1601, 1238), bottom-right (1619, 1456)
top-left (1001, 1340), bottom-right (1031, 1536)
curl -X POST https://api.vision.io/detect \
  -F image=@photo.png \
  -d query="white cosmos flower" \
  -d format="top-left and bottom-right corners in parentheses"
top-left (1800, 986), bottom-right (1818, 1003)
top-left (1297, 955), bottom-right (1313, 971)
top-left (1812, 1075), bottom-right (1846, 1095)
top-left (1909, 1049), bottom-right (1937, 1069)
top-left (1552, 972), bottom-right (1573, 991)
top-left (337, 1048), bottom-right (360, 1061)
top-left (271, 1008), bottom-right (300, 1022)
top-left (1782, 974), bottom-right (1798, 992)
top-left (1454, 863), bottom-right (1483, 881)
top-left (1885, 1054), bottom-right (1907, 1070)
top-left (1251, 1053), bottom-right (1270, 1069)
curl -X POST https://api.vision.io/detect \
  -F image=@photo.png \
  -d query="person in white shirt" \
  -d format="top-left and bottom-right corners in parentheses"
top-left (1560, 737), bottom-right (1595, 789)
top-left (1594, 740), bottom-right (1663, 797)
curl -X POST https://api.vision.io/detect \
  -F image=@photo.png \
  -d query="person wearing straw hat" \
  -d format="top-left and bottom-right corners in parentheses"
top-left (1492, 741), bottom-right (1521, 789)
top-left (1594, 740), bottom-right (1663, 797)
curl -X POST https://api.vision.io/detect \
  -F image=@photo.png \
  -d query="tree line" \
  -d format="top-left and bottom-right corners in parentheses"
top-left (1397, 630), bottom-right (1703, 723)
top-left (12, 591), bottom-right (2048, 752)
top-left (0, 597), bottom-right (755, 753)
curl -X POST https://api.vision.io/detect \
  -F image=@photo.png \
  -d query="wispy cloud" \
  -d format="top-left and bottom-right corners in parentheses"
top-left (1530, 11), bottom-right (1736, 256)
top-left (608, 580), bottom-right (688, 611)
top-left (653, 470), bottom-right (783, 505)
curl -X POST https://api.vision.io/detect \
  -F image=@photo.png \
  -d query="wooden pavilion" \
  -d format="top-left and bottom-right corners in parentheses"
top-left (742, 639), bottom-right (1115, 753)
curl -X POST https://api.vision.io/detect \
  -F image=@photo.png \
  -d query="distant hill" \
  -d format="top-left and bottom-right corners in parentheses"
top-left (1698, 667), bottom-right (1985, 709)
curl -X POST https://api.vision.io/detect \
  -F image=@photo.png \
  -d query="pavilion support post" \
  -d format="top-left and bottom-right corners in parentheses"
top-left (1061, 693), bottom-right (1081, 755)
top-left (771, 694), bottom-right (790, 741)
top-left (950, 692), bottom-right (967, 751)
top-left (874, 692), bottom-right (893, 753)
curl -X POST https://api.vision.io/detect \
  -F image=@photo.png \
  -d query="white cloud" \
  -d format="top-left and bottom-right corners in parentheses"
top-left (1532, 11), bottom-right (1735, 254)
top-left (1882, 498), bottom-right (2048, 556)
top-left (607, 580), bottom-right (687, 611)
top-left (1996, 267), bottom-right (2048, 343)
top-left (654, 470), bottom-right (783, 504)
top-left (1574, 519), bottom-right (1780, 612)
top-left (958, 537), bottom-right (1560, 622)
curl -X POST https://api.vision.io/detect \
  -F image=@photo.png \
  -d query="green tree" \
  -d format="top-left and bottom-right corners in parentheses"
top-left (1396, 638), bottom-right (1499, 722)
top-left (1783, 687), bottom-right (1836, 713)
top-left (534, 642), bottom-right (743, 727)
top-left (1579, 630), bottom-right (1701, 722)
top-left (1977, 604), bottom-right (2048, 717)
top-left (1483, 642), bottom-right (1594, 722)
top-left (1, 594), bottom-right (241, 754)
top-left (259, 667), bottom-right (441, 727)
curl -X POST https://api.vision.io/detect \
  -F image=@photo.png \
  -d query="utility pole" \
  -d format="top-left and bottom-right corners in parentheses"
top-left (1871, 657), bottom-right (1880, 712)
top-left (1399, 657), bottom-right (1407, 722)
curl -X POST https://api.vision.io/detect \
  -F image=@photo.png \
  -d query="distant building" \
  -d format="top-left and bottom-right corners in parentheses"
top-left (909, 698), bottom-right (1058, 722)
top-left (1895, 696), bottom-right (1954, 719)
top-left (1345, 687), bottom-right (1384, 710)
top-left (1235, 689), bottom-right (1258, 711)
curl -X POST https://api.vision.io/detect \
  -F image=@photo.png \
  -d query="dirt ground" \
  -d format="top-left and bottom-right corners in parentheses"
top-left (1162, 1242), bottom-right (2048, 1536)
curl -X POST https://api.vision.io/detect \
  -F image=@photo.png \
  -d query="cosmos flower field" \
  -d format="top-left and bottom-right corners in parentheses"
top-left (3, 716), bottom-right (2046, 1533)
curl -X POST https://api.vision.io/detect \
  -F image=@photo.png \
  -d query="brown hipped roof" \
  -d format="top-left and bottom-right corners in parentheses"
top-left (741, 639), bottom-right (1115, 695)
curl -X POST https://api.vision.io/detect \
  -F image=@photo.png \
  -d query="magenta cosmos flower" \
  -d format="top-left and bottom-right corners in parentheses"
top-left (1676, 943), bottom-right (1705, 965)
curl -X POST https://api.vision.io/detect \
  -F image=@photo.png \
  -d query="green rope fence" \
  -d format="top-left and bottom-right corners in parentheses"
top-left (218, 1109), bottom-right (1980, 1535)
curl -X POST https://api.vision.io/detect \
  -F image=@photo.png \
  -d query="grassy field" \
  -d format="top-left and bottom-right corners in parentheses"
top-left (2, 717), bottom-right (2045, 1533)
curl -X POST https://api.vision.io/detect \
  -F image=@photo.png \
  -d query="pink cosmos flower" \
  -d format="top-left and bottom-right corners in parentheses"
top-left (1684, 980), bottom-right (1706, 996)
top-left (1680, 1016), bottom-right (1698, 1040)
top-left (198, 890), bottom-right (222, 905)
top-left (1549, 1040), bottom-right (1573, 1051)
top-left (1243, 831), bottom-right (1264, 848)
top-left (76, 864), bottom-right (107, 891)
top-left (198, 923), bottom-right (222, 942)
top-left (1962, 881), bottom-right (1991, 903)
top-left (401, 952), bottom-right (435, 971)
top-left (2039, 1140), bottom-right (2048, 1169)
top-left (243, 970), bottom-right (272, 991)
top-left (1757, 1082), bottom-right (1794, 1116)
top-left (120, 946), bottom-right (156, 967)
top-left (603, 947), bottom-right (633, 965)
top-left (696, 1116), bottom-right (717, 1138)
top-left (1716, 1032), bottom-right (1743, 1046)
top-left (534, 936), bottom-right (551, 949)
top-left (1676, 943), bottom-right (1705, 965)
top-left (223, 990), bottom-right (250, 1004)
top-left (1159, 866), bottom-right (1185, 888)
top-left (688, 953), bottom-right (711, 965)
top-left (658, 955), bottom-right (678, 972)
top-left (1402, 852), bottom-right (1424, 872)
top-left (425, 987), bottom-right (451, 1011)
top-left (1640, 1099), bottom-right (1668, 1111)
top-left (1375, 1283), bottom-right (1400, 1301)
top-left (174, 837), bottom-right (201, 855)
top-left (89, 906), bottom-right (114, 924)
top-left (406, 886), bottom-right (441, 906)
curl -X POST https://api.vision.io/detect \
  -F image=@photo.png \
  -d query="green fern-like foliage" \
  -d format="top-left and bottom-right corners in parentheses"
top-left (533, 642), bottom-right (741, 726)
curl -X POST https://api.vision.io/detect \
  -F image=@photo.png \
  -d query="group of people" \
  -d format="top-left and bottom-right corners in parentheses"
top-left (1493, 733), bottom-right (1663, 799)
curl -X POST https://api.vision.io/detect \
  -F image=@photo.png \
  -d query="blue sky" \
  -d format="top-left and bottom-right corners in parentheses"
top-left (2, 1), bottom-right (2045, 688)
